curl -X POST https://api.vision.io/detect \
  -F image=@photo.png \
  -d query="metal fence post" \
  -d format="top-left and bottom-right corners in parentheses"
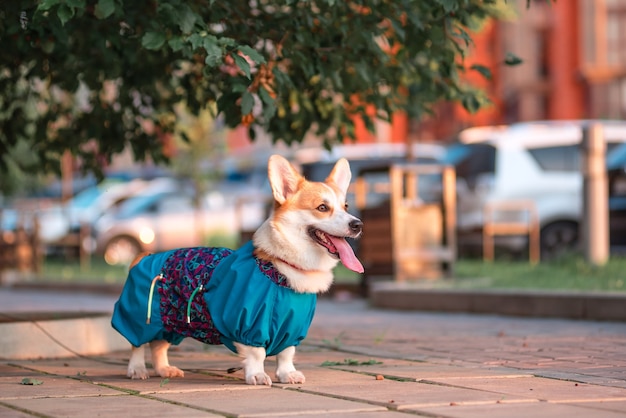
top-left (581, 123), bottom-right (609, 265)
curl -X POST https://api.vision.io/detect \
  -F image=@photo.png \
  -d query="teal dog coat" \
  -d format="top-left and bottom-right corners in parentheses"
top-left (111, 241), bottom-right (317, 356)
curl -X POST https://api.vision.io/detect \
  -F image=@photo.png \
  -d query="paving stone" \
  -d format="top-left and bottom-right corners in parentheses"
top-left (10, 359), bottom-right (273, 395)
top-left (155, 386), bottom-right (387, 417)
top-left (0, 375), bottom-right (123, 400)
top-left (567, 399), bottom-right (626, 414)
top-left (531, 371), bottom-right (626, 389)
top-left (293, 376), bottom-right (531, 409)
top-left (410, 399), bottom-right (626, 418)
top-left (274, 411), bottom-right (412, 418)
top-left (325, 362), bottom-right (531, 382)
top-left (0, 363), bottom-right (43, 377)
top-left (110, 373), bottom-right (269, 395)
top-left (13, 356), bottom-right (239, 381)
top-left (425, 375), bottom-right (626, 402)
top-left (5, 394), bottom-right (221, 418)
top-left (0, 404), bottom-right (37, 418)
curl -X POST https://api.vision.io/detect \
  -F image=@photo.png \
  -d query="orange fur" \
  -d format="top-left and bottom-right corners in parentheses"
top-left (129, 252), bottom-right (152, 270)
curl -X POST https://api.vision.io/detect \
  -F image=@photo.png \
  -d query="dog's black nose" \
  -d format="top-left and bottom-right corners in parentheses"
top-left (349, 219), bottom-right (363, 234)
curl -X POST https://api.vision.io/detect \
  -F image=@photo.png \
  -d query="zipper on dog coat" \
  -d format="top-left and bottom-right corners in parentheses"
top-left (146, 273), bottom-right (164, 324)
top-left (186, 284), bottom-right (204, 324)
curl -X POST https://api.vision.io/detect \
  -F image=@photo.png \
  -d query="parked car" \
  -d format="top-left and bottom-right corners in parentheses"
top-left (299, 142), bottom-right (446, 215)
top-left (92, 179), bottom-right (269, 265)
top-left (66, 178), bottom-right (159, 233)
top-left (445, 120), bottom-right (626, 259)
top-left (0, 201), bottom-right (71, 245)
top-left (1, 177), bottom-right (162, 249)
top-left (608, 142), bottom-right (626, 251)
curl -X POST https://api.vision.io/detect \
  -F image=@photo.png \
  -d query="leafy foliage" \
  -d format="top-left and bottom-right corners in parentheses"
top-left (20, 377), bottom-right (44, 385)
top-left (0, 0), bottom-right (513, 179)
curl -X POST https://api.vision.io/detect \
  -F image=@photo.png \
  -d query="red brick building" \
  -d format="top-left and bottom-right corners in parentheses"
top-left (411, 0), bottom-right (626, 142)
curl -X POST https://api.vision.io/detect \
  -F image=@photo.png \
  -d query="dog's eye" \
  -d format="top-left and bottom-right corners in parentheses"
top-left (344, 203), bottom-right (349, 210)
top-left (317, 204), bottom-right (329, 212)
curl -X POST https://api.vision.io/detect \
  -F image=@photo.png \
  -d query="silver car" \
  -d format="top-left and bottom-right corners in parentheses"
top-left (93, 179), bottom-right (268, 265)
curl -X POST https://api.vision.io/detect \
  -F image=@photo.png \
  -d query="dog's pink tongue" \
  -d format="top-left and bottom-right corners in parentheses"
top-left (329, 236), bottom-right (364, 273)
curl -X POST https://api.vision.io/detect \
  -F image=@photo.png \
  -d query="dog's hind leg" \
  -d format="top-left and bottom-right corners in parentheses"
top-left (150, 339), bottom-right (185, 378)
top-left (127, 344), bottom-right (150, 379)
top-left (234, 342), bottom-right (272, 386)
top-left (275, 346), bottom-right (305, 384)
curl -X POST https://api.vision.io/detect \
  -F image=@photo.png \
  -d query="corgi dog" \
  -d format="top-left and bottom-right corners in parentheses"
top-left (111, 154), bottom-right (364, 386)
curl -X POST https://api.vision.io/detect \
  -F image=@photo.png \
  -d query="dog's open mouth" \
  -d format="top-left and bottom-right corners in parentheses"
top-left (308, 227), bottom-right (364, 273)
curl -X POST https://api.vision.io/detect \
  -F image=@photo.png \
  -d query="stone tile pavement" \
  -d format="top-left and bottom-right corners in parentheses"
top-left (1, 288), bottom-right (626, 417)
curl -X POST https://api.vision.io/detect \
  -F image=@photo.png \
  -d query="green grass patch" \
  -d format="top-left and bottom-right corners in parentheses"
top-left (35, 254), bottom-right (362, 285)
top-left (34, 253), bottom-right (626, 293)
top-left (37, 257), bottom-right (128, 284)
top-left (333, 264), bottom-right (361, 283)
top-left (451, 254), bottom-right (626, 292)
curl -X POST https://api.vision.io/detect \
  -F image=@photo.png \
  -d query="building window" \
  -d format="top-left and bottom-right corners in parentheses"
top-left (580, 0), bottom-right (626, 79)
top-left (580, 0), bottom-right (626, 119)
top-left (606, 0), bottom-right (626, 66)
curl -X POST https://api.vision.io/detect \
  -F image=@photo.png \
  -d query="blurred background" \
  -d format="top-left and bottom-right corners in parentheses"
top-left (2, 0), bottom-right (626, 293)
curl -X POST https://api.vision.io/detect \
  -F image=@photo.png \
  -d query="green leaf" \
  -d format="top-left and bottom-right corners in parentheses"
top-left (452, 25), bottom-right (472, 47)
top-left (66, 0), bottom-right (86, 8)
top-left (258, 86), bottom-right (275, 105)
top-left (504, 52), bottom-right (523, 66)
top-left (188, 33), bottom-right (204, 51)
top-left (21, 378), bottom-right (44, 385)
top-left (57, 4), bottom-right (75, 25)
top-left (437, 0), bottom-right (458, 13)
top-left (262, 100), bottom-right (276, 121)
top-left (142, 31), bottom-right (166, 50)
top-left (168, 36), bottom-right (184, 52)
top-left (176, 6), bottom-right (198, 34)
top-left (232, 53), bottom-right (251, 79)
top-left (461, 94), bottom-right (481, 113)
top-left (41, 39), bottom-right (55, 54)
top-left (94, 0), bottom-right (116, 19)
top-left (470, 64), bottom-right (492, 80)
top-left (259, 87), bottom-right (277, 120)
top-left (237, 45), bottom-right (265, 65)
top-left (231, 83), bottom-right (248, 93)
top-left (38, 0), bottom-right (61, 11)
top-left (240, 91), bottom-right (255, 115)
top-left (203, 36), bottom-right (223, 67)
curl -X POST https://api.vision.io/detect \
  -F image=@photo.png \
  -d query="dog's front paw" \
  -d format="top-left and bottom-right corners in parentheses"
top-left (155, 365), bottom-right (185, 378)
top-left (246, 372), bottom-right (272, 386)
top-left (277, 370), bottom-right (305, 384)
top-left (127, 365), bottom-right (150, 380)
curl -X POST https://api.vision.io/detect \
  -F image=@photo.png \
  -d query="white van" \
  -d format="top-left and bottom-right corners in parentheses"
top-left (443, 120), bottom-right (626, 259)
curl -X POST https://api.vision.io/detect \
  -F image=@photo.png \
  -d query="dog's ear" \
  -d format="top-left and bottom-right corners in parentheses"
top-left (327, 158), bottom-right (352, 194)
top-left (268, 154), bottom-right (302, 204)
